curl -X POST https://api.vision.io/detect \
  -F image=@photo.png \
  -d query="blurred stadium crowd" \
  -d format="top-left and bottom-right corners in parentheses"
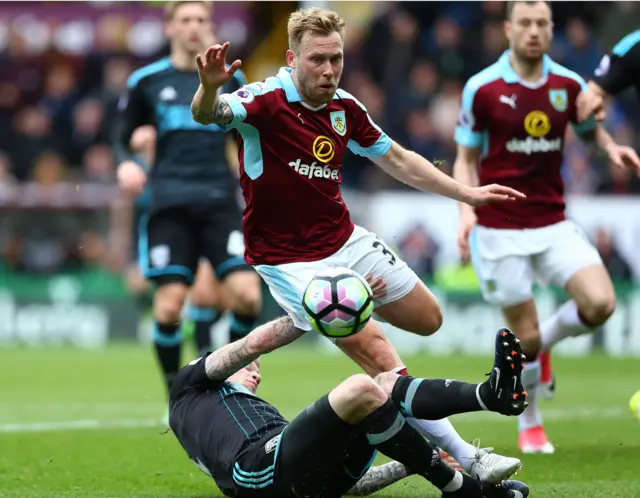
top-left (0, 1), bottom-right (638, 279)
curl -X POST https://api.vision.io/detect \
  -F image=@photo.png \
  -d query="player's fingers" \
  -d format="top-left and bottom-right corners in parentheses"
top-left (365, 276), bottom-right (387, 298)
top-left (218, 41), bottom-right (230, 61)
top-left (457, 237), bottom-right (470, 258)
top-left (608, 150), bottom-right (623, 169)
top-left (577, 92), bottom-right (599, 122)
top-left (205, 45), bottom-right (220, 64)
top-left (228, 59), bottom-right (242, 74)
top-left (624, 150), bottom-right (640, 170)
top-left (196, 54), bottom-right (204, 70)
top-left (489, 184), bottom-right (527, 199)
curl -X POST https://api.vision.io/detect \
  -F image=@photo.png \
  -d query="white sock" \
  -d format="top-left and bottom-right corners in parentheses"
top-left (407, 418), bottom-right (477, 473)
top-left (442, 471), bottom-right (464, 492)
top-left (540, 300), bottom-right (591, 352)
top-left (518, 359), bottom-right (542, 432)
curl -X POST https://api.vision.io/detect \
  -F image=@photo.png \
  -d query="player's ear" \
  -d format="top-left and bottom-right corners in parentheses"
top-left (503, 20), bottom-right (511, 40)
top-left (164, 20), bottom-right (174, 40)
top-left (286, 49), bottom-right (296, 69)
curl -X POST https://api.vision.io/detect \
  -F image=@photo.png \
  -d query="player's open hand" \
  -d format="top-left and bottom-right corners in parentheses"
top-left (457, 209), bottom-right (477, 264)
top-left (196, 42), bottom-right (242, 90)
top-left (464, 184), bottom-right (526, 207)
top-left (606, 143), bottom-right (640, 175)
top-left (365, 275), bottom-right (387, 300)
top-left (576, 82), bottom-right (607, 123)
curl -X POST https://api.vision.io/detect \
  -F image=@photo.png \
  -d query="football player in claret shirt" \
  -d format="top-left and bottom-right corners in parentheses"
top-left (191, 6), bottom-right (529, 484)
top-left (453, 1), bottom-right (640, 453)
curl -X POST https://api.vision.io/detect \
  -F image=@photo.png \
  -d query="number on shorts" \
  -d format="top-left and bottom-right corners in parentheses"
top-left (372, 239), bottom-right (396, 266)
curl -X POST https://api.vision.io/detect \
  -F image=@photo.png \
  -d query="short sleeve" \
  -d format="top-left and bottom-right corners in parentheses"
top-left (219, 81), bottom-right (271, 130)
top-left (591, 34), bottom-right (640, 96)
top-left (344, 96), bottom-right (392, 158)
top-left (169, 354), bottom-right (221, 401)
top-left (454, 80), bottom-right (487, 148)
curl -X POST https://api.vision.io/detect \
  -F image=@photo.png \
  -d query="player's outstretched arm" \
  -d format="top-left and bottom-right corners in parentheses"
top-left (347, 461), bottom-right (410, 496)
top-left (204, 316), bottom-right (304, 380)
top-left (372, 142), bottom-right (526, 207)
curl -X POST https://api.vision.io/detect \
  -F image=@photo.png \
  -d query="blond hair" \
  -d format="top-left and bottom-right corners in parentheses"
top-left (164, 1), bottom-right (212, 21)
top-left (287, 7), bottom-right (346, 54)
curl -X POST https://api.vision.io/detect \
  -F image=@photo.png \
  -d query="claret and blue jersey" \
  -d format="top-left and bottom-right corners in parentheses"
top-left (455, 50), bottom-right (597, 230)
top-left (218, 67), bottom-right (393, 266)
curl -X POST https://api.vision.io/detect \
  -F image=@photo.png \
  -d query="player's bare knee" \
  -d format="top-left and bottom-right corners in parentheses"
top-left (230, 287), bottom-right (262, 316)
top-left (333, 375), bottom-right (387, 422)
top-left (581, 295), bottom-right (616, 327)
top-left (225, 273), bottom-right (262, 315)
top-left (426, 306), bottom-right (444, 335)
top-left (154, 283), bottom-right (188, 322)
top-left (373, 371), bottom-right (400, 397)
top-left (515, 323), bottom-right (541, 355)
top-left (412, 306), bottom-right (443, 336)
top-left (190, 286), bottom-right (219, 309)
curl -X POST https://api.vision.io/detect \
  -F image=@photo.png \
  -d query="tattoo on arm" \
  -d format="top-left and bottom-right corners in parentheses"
top-left (205, 316), bottom-right (303, 380)
top-left (347, 461), bottom-right (409, 496)
top-left (191, 96), bottom-right (234, 125)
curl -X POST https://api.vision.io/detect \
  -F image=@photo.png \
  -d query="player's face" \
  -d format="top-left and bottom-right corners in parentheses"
top-left (165, 3), bottom-right (213, 54)
top-left (228, 361), bottom-right (261, 393)
top-left (505, 2), bottom-right (553, 62)
top-left (289, 31), bottom-right (344, 106)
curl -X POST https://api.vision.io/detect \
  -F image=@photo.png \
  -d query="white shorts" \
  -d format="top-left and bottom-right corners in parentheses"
top-left (470, 220), bottom-right (603, 308)
top-left (254, 225), bottom-right (419, 331)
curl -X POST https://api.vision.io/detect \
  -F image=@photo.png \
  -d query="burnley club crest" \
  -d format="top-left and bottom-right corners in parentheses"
top-left (549, 89), bottom-right (568, 113)
top-left (330, 111), bottom-right (346, 136)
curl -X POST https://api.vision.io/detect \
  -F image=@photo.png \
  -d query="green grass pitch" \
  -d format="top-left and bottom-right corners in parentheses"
top-left (1, 344), bottom-right (639, 497)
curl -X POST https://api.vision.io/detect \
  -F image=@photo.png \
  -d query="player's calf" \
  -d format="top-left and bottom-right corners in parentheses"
top-left (224, 270), bottom-right (263, 341)
top-left (152, 281), bottom-right (190, 395)
top-left (375, 328), bottom-right (527, 420)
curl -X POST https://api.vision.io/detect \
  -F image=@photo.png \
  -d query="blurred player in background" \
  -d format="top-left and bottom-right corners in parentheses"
top-left (126, 125), bottom-right (233, 357)
top-left (169, 326), bottom-right (530, 498)
top-left (453, 1), bottom-right (640, 454)
top-left (113, 1), bottom-right (262, 423)
top-left (576, 30), bottom-right (640, 123)
top-left (191, 6), bottom-right (528, 483)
